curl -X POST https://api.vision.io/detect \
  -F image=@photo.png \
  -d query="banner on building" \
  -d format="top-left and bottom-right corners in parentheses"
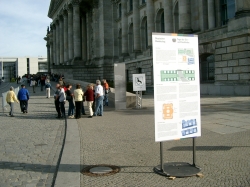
top-left (132, 74), bottom-right (146, 91)
top-left (152, 33), bottom-right (201, 142)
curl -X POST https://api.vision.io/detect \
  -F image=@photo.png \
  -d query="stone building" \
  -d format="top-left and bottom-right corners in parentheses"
top-left (45, 0), bottom-right (250, 95)
top-left (0, 57), bottom-right (47, 81)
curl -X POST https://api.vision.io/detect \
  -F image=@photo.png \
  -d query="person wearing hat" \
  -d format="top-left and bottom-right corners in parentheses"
top-left (6, 86), bottom-right (19, 117)
top-left (17, 84), bottom-right (30, 113)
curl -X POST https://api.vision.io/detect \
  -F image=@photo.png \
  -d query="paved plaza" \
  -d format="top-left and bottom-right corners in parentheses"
top-left (0, 82), bottom-right (65, 187)
top-left (78, 95), bottom-right (250, 187)
top-left (1, 81), bottom-right (250, 187)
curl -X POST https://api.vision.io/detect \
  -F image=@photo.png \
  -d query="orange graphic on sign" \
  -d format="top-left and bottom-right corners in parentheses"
top-left (162, 103), bottom-right (173, 119)
top-left (182, 56), bottom-right (187, 62)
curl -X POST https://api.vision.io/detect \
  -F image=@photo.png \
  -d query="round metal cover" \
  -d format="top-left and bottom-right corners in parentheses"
top-left (82, 164), bottom-right (120, 177)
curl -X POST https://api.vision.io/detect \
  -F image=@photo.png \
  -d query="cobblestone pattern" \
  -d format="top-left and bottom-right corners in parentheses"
top-left (79, 95), bottom-right (250, 187)
top-left (0, 82), bottom-right (65, 187)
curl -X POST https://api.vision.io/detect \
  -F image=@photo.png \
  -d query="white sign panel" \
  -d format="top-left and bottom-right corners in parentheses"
top-left (152, 33), bottom-right (201, 142)
top-left (133, 74), bottom-right (146, 91)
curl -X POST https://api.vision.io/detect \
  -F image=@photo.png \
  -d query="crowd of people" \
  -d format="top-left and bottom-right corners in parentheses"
top-left (53, 79), bottom-right (110, 119)
top-left (5, 74), bottom-right (110, 119)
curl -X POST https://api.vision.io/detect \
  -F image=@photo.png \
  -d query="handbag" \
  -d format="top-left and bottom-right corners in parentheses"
top-left (66, 95), bottom-right (71, 100)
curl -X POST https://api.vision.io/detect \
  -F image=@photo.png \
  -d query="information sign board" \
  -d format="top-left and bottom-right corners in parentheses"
top-left (133, 74), bottom-right (146, 91)
top-left (152, 33), bottom-right (201, 142)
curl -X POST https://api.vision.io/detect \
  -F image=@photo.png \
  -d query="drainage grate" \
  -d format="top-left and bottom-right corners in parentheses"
top-left (81, 164), bottom-right (120, 177)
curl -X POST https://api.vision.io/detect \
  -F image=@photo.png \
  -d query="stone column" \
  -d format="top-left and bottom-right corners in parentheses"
top-left (52, 24), bottom-right (56, 66)
top-left (207, 0), bottom-right (215, 29)
top-left (121, 0), bottom-right (128, 55)
top-left (56, 20), bottom-right (60, 65)
top-left (72, 0), bottom-right (81, 60)
top-left (63, 11), bottom-right (69, 64)
top-left (235, 0), bottom-right (250, 17)
top-left (49, 42), bottom-right (53, 72)
top-left (59, 16), bottom-right (64, 64)
top-left (67, 6), bottom-right (73, 64)
top-left (146, 0), bottom-right (154, 47)
top-left (199, 0), bottom-right (208, 31)
top-left (133, 0), bottom-right (140, 52)
top-left (215, 0), bottom-right (221, 27)
top-left (164, 0), bottom-right (173, 33)
top-left (47, 43), bottom-right (50, 73)
top-left (179, 0), bottom-right (192, 33)
top-left (81, 13), bottom-right (87, 62)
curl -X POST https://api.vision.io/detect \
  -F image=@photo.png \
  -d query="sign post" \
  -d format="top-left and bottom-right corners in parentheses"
top-left (132, 74), bottom-right (146, 109)
top-left (152, 33), bottom-right (201, 177)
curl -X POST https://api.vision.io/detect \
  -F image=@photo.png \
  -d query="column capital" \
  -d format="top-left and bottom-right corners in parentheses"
top-left (71, 0), bottom-right (80, 6)
top-left (67, 4), bottom-right (73, 13)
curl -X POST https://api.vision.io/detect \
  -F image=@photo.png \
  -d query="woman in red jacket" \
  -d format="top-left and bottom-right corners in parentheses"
top-left (84, 84), bottom-right (95, 118)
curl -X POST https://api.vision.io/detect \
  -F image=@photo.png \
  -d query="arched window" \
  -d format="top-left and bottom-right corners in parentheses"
top-left (161, 12), bottom-right (165, 33)
top-left (140, 17), bottom-right (148, 50)
top-left (128, 23), bottom-right (134, 53)
top-left (129, 0), bottom-right (133, 11)
top-left (221, 0), bottom-right (235, 25)
top-left (156, 9), bottom-right (164, 33)
top-left (118, 29), bottom-right (122, 55)
top-left (200, 54), bottom-right (215, 82)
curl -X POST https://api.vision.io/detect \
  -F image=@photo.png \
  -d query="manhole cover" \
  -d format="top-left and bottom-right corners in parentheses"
top-left (82, 164), bottom-right (120, 177)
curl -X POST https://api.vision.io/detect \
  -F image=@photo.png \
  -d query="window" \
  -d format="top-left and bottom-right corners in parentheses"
top-left (200, 54), bottom-right (215, 82)
top-left (221, 0), bottom-right (235, 25)
top-left (161, 12), bottom-right (165, 33)
top-left (119, 3), bottom-right (122, 18)
top-left (137, 68), bottom-right (142, 73)
top-left (126, 69), bottom-right (129, 82)
top-left (145, 21), bottom-right (148, 48)
top-left (130, 0), bottom-right (133, 11)
top-left (27, 58), bottom-right (30, 74)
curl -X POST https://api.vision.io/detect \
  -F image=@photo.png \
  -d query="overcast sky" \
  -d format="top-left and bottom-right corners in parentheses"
top-left (0, 0), bottom-right (52, 58)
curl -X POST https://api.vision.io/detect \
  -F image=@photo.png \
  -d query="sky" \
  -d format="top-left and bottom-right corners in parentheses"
top-left (0, 0), bottom-right (52, 58)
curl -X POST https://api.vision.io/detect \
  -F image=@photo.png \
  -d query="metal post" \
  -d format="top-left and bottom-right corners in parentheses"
top-left (160, 142), bottom-right (164, 171)
top-left (193, 137), bottom-right (196, 166)
top-left (139, 91), bottom-right (142, 108)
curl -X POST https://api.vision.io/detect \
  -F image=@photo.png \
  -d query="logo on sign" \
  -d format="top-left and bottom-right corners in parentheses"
top-left (135, 76), bottom-right (143, 86)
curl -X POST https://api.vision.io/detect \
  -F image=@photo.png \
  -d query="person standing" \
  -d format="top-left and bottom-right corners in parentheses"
top-left (102, 79), bottom-right (109, 106)
top-left (66, 84), bottom-right (75, 118)
top-left (40, 75), bottom-right (45, 91)
top-left (30, 78), bottom-right (37, 93)
top-left (45, 79), bottom-right (51, 98)
top-left (81, 88), bottom-right (86, 116)
top-left (93, 80), bottom-right (104, 116)
top-left (58, 85), bottom-right (66, 118)
top-left (17, 84), bottom-right (29, 113)
top-left (74, 84), bottom-right (83, 119)
top-left (84, 84), bottom-right (94, 118)
top-left (6, 86), bottom-right (19, 117)
top-left (54, 84), bottom-right (61, 118)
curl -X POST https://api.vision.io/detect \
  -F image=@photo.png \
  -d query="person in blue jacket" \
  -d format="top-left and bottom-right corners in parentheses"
top-left (17, 84), bottom-right (30, 113)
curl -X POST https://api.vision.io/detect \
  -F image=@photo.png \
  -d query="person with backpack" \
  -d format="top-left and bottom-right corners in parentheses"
top-left (17, 84), bottom-right (29, 114)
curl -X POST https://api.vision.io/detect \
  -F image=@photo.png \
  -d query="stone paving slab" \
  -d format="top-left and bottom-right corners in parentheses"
top-left (0, 82), bottom-right (65, 187)
top-left (77, 94), bottom-right (250, 187)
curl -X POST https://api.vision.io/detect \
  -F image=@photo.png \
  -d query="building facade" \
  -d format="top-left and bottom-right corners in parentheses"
top-left (46, 0), bottom-right (250, 95)
top-left (0, 57), bottom-right (47, 81)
